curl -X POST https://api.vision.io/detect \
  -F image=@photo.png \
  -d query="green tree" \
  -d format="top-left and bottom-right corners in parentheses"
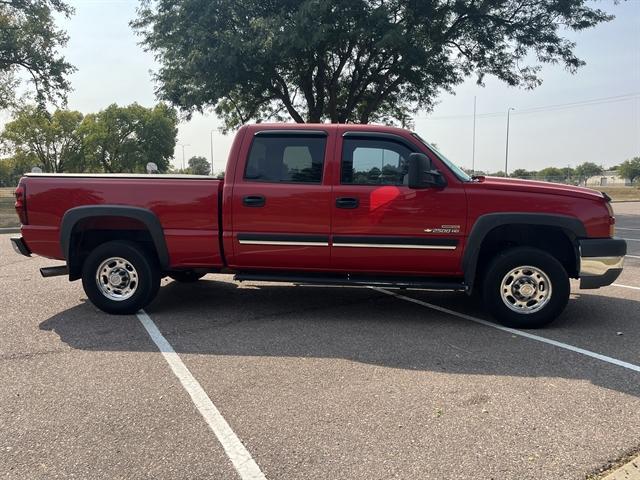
top-left (1, 106), bottom-right (84, 172)
top-left (133, 0), bottom-right (613, 131)
top-left (80, 103), bottom-right (178, 173)
top-left (617, 157), bottom-right (640, 184)
top-left (187, 155), bottom-right (211, 175)
top-left (0, 158), bottom-right (9, 186)
top-left (537, 167), bottom-right (565, 181)
top-left (574, 162), bottom-right (603, 183)
top-left (0, 71), bottom-right (19, 110)
top-left (0, 0), bottom-right (75, 108)
top-left (0, 151), bottom-right (39, 186)
top-left (564, 166), bottom-right (576, 182)
top-left (510, 169), bottom-right (533, 179)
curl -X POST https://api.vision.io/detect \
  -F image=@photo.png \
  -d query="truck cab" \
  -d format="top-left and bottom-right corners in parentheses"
top-left (223, 124), bottom-right (467, 276)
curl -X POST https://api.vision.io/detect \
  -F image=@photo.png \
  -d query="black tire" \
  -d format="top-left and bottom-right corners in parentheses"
top-left (81, 240), bottom-right (161, 315)
top-left (482, 247), bottom-right (570, 328)
top-left (169, 271), bottom-right (206, 283)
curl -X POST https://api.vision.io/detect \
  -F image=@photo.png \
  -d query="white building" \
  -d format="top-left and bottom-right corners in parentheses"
top-left (585, 173), bottom-right (631, 187)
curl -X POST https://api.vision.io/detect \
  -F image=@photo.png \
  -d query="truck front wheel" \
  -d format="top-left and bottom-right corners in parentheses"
top-left (482, 247), bottom-right (570, 328)
top-left (81, 240), bottom-right (161, 315)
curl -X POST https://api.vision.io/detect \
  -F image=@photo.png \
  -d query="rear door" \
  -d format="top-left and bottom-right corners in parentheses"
top-left (229, 129), bottom-right (332, 270)
top-left (330, 130), bottom-right (467, 275)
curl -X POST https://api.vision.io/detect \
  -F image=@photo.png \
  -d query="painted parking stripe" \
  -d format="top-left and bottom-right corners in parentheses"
top-left (626, 255), bottom-right (640, 259)
top-left (622, 238), bottom-right (640, 242)
top-left (137, 310), bottom-right (266, 480)
top-left (372, 287), bottom-right (640, 374)
top-left (616, 227), bottom-right (640, 231)
top-left (612, 283), bottom-right (640, 291)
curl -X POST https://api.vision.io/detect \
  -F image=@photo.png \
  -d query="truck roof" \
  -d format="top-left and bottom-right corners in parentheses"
top-left (242, 122), bottom-right (415, 135)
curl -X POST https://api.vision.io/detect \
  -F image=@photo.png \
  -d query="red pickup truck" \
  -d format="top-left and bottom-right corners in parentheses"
top-left (11, 123), bottom-right (626, 328)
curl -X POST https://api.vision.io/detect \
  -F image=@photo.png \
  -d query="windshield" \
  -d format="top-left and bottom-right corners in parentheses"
top-left (412, 133), bottom-right (472, 182)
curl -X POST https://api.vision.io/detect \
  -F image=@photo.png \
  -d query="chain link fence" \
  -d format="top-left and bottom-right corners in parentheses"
top-left (509, 175), bottom-right (578, 185)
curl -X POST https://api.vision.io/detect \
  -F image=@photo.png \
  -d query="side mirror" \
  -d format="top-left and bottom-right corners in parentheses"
top-left (408, 153), bottom-right (446, 189)
top-left (408, 153), bottom-right (430, 188)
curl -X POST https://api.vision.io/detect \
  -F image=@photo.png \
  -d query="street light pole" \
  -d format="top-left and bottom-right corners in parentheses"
top-left (210, 130), bottom-right (215, 175)
top-left (180, 144), bottom-right (190, 171)
top-left (504, 107), bottom-right (515, 177)
top-left (472, 96), bottom-right (477, 175)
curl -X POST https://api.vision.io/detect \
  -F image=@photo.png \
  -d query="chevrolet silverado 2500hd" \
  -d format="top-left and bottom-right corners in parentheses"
top-left (10, 123), bottom-right (626, 328)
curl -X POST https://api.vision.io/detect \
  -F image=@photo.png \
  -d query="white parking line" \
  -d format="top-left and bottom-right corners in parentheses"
top-left (622, 238), bottom-right (640, 242)
top-left (617, 227), bottom-right (640, 231)
top-left (137, 310), bottom-right (266, 480)
top-left (613, 283), bottom-right (640, 291)
top-left (626, 255), bottom-right (640, 260)
top-left (372, 287), bottom-right (640, 374)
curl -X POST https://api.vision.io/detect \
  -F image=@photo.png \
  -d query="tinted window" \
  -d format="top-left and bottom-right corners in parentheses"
top-left (341, 138), bottom-right (413, 185)
top-left (245, 135), bottom-right (326, 183)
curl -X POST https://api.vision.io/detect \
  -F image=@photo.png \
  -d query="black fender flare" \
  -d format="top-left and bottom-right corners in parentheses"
top-left (463, 212), bottom-right (586, 291)
top-left (60, 205), bottom-right (170, 269)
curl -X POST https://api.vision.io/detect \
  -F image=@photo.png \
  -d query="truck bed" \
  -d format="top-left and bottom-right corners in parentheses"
top-left (20, 173), bottom-right (224, 267)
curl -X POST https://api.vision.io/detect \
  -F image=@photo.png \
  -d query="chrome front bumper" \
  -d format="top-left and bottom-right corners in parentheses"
top-left (579, 238), bottom-right (626, 289)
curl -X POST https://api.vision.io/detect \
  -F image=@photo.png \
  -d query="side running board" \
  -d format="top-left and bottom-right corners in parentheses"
top-left (234, 272), bottom-right (467, 291)
top-left (40, 265), bottom-right (69, 278)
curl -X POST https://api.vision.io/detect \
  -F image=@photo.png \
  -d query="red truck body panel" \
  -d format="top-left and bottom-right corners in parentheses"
top-left (464, 178), bottom-right (611, 238)
top-left (16, 123), bottom-right (613, 277)
top-left (21, 176), bottom-right (223, 267)
top-left (329, 124), bottom-right (467, 275)
top-left (224, 124), bottom-right (334, 271)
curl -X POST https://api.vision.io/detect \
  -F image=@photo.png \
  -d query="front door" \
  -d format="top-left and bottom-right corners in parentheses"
top-left (229, 129), bottom-right (332, 270)
top-left (331, 131), bottom-right (467, 276)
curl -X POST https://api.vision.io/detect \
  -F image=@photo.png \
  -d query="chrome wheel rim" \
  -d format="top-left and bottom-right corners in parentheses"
top-left (96, 257), bottom-right (138, 301)
top-left (500, 265), bottom-right (552, 314)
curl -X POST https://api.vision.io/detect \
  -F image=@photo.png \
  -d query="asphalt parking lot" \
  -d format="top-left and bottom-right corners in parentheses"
top-left (1, 202), bottom-right (639, 480)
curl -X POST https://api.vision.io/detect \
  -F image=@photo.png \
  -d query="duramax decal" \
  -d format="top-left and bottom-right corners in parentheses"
top-left (424, 225), bottom-right (461, 234)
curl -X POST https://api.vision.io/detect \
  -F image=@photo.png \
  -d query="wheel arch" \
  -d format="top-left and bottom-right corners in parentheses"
top-left (463, 213), bottom-right (586, 292)
top-left (60, 206), bottom-right (170, 279)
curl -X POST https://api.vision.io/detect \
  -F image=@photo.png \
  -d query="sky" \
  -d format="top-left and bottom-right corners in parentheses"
top-left (42, 0), bottom-right (640, 173)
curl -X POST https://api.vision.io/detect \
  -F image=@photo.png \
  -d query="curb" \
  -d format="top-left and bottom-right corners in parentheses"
top-left (602, 454), bottom-right (640, 480)
top-left (0, 227), bottom-right (20, 234)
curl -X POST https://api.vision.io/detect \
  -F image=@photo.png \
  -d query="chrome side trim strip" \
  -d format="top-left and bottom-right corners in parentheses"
top-left (333, 243), bottom-right (456, 250)
top-left (239, 240), bottom-right (329, 247)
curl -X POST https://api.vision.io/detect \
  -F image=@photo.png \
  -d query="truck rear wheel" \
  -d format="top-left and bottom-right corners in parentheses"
top-left (81, 240), bottom-right (161, 315)
top-left (482, 247), bottom-right (569, 328)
